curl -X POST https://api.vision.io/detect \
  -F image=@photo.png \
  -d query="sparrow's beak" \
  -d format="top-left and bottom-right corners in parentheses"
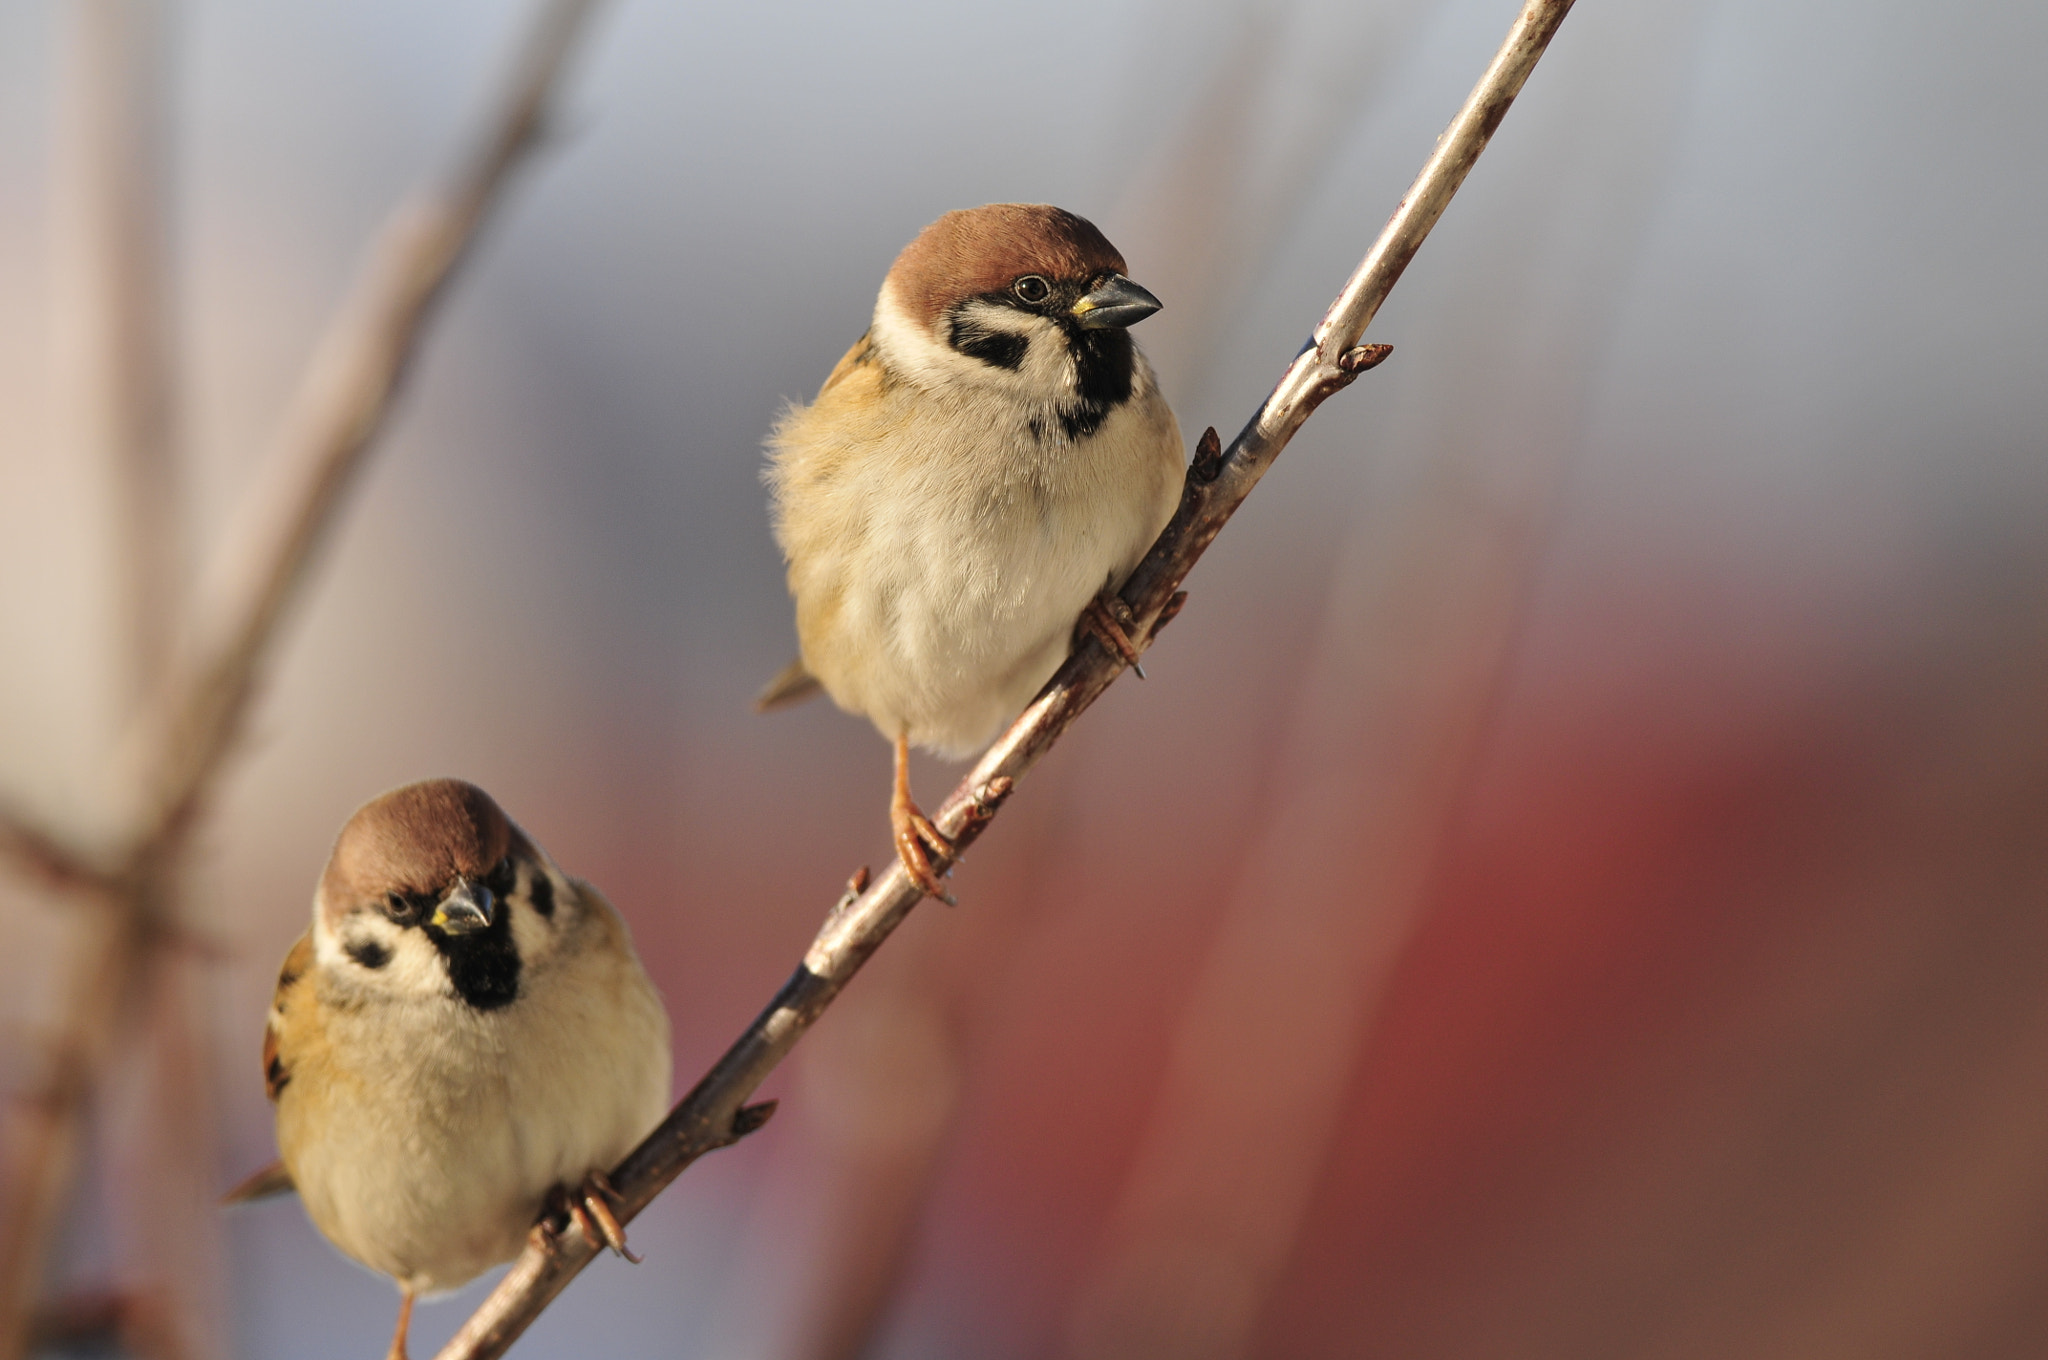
top-left (1071, 274), bottom-right (1162, 330)
top-left (431, 878), bottom-right (494, 934)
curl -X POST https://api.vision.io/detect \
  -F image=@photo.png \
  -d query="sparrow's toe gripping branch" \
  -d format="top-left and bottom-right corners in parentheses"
top-left (1080, 592), bottom-right (1147, 678)
top-left (577, 1172), bottom-right (638, 1263)
top-left (541, 1172), bottom-right (640, 1264)
top-left (892, 802), bottom-right (956, 905)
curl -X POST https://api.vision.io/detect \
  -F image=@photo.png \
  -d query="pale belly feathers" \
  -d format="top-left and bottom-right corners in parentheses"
top-left (772, 371), bottom-right (1183, 757)
top-left (278, 930), bottom-right (669, 1294)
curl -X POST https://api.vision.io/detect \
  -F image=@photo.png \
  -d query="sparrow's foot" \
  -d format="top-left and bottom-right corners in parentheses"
top-left (575, 1170), bottom-right (641, 1262)
top-left (892, 728), bottom-right (956, 904)
top-left (386, 1287), bottom-right (415, 1360)
top-left (538, 1172), bottom-right (642, 1263)
top-left (1080, 592), bottom-right (1146, 678)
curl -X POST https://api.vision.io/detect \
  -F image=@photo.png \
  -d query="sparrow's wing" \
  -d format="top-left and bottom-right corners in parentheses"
top-left (755, 658), bottom-right (823, 712)
top-left (758, 329), bottom-right (874, 717)
top-left (261, 932), bottom-right (314, 1102)
top-left (220, 1159), bottom-right (295, 1205)
top-left (226, 935), bottom-right (316, 1205)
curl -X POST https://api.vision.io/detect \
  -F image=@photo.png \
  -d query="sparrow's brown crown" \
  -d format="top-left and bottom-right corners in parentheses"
top-left (321, 778), bottom-right (515, 907)
top-left (887, 203), bottom-right (1128, 329)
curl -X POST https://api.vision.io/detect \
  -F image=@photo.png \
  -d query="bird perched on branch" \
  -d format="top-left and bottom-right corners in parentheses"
top-left (762, 203), bottom-right (1182, 898)
top-left (225, 779), bottom-right (671, 1360)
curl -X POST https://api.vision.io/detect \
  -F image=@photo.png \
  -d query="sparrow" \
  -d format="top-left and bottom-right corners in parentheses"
top-left (761, 203), bottom-right (1183, 898)
top-left (224, 778), bottom-right (671, 1360)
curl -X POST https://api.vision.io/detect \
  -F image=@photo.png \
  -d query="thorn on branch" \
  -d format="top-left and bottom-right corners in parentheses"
top-left (962, 777), bottom-right (1015, 836)
top-left (1189, 427), bottom-right (1223, 484)
top-left (729, 1100), bottom-right (778, 1142)
top-left (1148, 591), bottom-right (1190, 643)
top-left (837, 867), bottom-right (870, 911)
top-left (1337, 343), bottom-right (1394, 374)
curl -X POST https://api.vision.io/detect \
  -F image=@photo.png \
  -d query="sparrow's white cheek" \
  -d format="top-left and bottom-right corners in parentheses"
top-left (316, 915), bottom-right (449, 998)
top-left (870, 287), bottom-right (1056, 399)
top-left (381, 932), bottom-right (452, 997)
top-left (505, 861), bottom-right (573, 969)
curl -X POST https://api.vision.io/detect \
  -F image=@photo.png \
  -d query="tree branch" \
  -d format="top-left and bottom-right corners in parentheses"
top-left (430, 2), bottom-right (1577, 1354)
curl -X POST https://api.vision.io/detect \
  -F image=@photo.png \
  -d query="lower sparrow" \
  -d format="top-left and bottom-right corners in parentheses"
top-left (226, 779), bottom-right (670, 1360)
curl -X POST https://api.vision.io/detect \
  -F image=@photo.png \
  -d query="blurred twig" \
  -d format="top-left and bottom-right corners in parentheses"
top-left (0, 807), bottom-right (110, 898)
top-left (28, 1286), bottom-right (186, 1360)
top-left (2, 0), bottom-right (181, 1346)
top-left (1110, 0), bottom-right (1424, 400)
top-left (0, 1), bottom-right (605, 1353)
top-left (63, 0), bottom-right (180, 704)
top-left (62, 3), bottom-right (226, 1350)
top-left (432, 3), bottom-right (1578, 1355)
top-left (131, 0), bottom-right (601, 862)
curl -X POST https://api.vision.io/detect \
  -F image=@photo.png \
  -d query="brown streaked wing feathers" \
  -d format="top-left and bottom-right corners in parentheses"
top-left (261, 933), bottom-right (313, 1102)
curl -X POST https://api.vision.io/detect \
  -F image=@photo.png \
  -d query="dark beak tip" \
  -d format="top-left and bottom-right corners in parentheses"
top-left (1074, 275), bottom-right (1163, 330)
top-left (434, 883), bottom-right (495, 933)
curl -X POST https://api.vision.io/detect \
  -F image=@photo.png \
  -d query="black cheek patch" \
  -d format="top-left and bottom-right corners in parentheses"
top-left (948, 314), bottom-right (1028, 371)
top-left (529, 871), bottom-right (554, 919)
top-left (344, 938), bottom-right (391, 970)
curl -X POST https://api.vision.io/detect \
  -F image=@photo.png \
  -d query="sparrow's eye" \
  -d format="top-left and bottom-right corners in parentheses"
top-left (384, 892), bottom-right (414, 921)
top-left (1012, 275), bottom-right (1051, 305)
top-left (485, 856), bottom-right (516, 898)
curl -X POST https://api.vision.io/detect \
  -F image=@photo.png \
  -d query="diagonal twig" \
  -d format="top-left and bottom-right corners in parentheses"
top-left (0, 807), bottom-right (111, 897)
top-left (126, 0), bottom-right (603, 867)
top-left (431, 2), bottom-right (1578, 1355)
top-left (0, 2), bottom-right (608, 1353)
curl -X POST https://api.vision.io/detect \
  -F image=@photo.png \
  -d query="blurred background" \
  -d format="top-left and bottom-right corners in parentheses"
top-left (3, 0), bottom-right (2048, 1355)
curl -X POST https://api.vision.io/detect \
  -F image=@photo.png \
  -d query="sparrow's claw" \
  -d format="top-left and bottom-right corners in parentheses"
top-left (892, 728), bottom-right (957, 904)
top-left (539, 1172), bottom-right (642, 1263)
top-left (1080, 593), bottom-right (1145, 677)
top-left (577, 1170), bottom-right (641, 1262)
top-left (893, 808), bottom-right (956, 904)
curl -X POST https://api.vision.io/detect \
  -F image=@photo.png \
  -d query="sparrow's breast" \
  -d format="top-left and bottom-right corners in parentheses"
top-left (771, 362), bottom-right (1181, 756)
top-left (280, 920), bottom-right (668, 1294)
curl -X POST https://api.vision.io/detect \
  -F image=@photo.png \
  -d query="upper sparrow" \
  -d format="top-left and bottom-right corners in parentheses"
top-left (762, 203), bottom-right (1182, 897)
top-left (227, 778), bottom-right (671, 1360)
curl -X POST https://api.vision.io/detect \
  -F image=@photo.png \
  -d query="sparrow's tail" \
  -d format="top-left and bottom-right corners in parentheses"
top-left (754, 659), bottom-right (823, 713)
top-left (220, 1159), bottom-right (295, 1206)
